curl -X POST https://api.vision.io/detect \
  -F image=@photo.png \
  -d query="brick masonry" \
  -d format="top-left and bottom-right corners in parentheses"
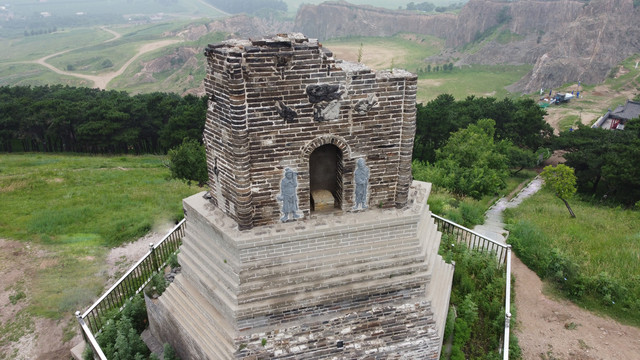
top-left (145, 34), bottom-right (453, 360)
top-left (203, 34), bottom-right (417, 230)
top-left (147, 181), bottom-right (453, 359)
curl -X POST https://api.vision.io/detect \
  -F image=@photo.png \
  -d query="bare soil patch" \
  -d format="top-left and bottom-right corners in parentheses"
top-left (327, 44), bottom-right (406, 70)
top-left (0, 224), bottom-right (172, 359)
top-left (513, 256), bottom-right (640, 359)
top-left (0, 239), bottom-right (77, 360)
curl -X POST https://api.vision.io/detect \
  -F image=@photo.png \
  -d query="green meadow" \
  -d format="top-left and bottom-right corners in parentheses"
top-left (323, 35), bottom-right (531, 103)
top-left (0, 153), bottom-right (203, 318)
top-left (0, 62), bottom-right (92, 87)
top-left (0, 28), bottom-right (113, 63)
top-left (505, 189), bottom-right (640, 326)
top-left (417, 64), bottom-right (532, 103)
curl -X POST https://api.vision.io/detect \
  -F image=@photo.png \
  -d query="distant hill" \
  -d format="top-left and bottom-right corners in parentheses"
top-left (0, 0), bottom-right (226, 38)
top-left (294, 0), bottom-right (640, 93)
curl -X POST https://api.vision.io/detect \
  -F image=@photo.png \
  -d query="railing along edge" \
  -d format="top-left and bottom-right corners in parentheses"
top-left (76, 219), bottom-right (186, 359)
top-left (431, 213), bottom-right (513, 359)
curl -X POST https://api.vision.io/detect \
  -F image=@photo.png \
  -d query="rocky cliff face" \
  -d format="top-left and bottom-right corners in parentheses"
top-left (294, 0), bottom-right (640, 92)
top-left (295, 1), bottom-right (456, 43)
top-left (513, 0), bottom-right (640, 92)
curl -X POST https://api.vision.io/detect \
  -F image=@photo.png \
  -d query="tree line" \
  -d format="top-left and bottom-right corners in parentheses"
top-left (413, 93), bottom-right (640, 207)
top-left (0, 85), bottom-right (206, 154)
top-left (554, 121), bottom-right (640, 206)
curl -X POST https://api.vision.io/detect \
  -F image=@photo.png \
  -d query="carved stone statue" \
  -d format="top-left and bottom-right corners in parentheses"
top-left (306, 84), bottom-right (343, 103)
top-left (314, 100), bottom-right (341, 122)
top-left (353, 158), bottom-right (370, 210)
top-left (276, 101), bottom-right (297, 123)
top-left (354, 94), bottom-right (378, 115)
top-left (277, 168), bottom-right (300, 221)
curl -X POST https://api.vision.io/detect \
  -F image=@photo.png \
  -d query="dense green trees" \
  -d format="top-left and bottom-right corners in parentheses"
top-left (413, 94), bottom-right (550, 199)
top-left (419, 119), bottom-right (510, 199)
top-left (0, 85), bottom-right (206, 153)
top-left (555, 121), bottom-right (640, 206)
top-left (413, 94), bottom-right (552, 163)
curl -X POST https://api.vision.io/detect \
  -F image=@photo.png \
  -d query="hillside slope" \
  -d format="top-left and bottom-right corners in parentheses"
top-left (294, 0), bottom-right (640, 92)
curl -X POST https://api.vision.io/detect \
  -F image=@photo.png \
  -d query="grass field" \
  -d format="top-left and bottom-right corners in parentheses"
top-left (417, 64), bottom-right (532, 103)
top-left (324, 34), bottom-right (444, 73)
top-left (0, 153), bottom-right (203, 318)
top-left (0, 27), bottom-right (113, 63)
top-left (504, 189), bottom-right (640, 326)
top-left (324, 35), bottom-right (531, 103)
top-left (0, 62), bottom-right (92, 87)
top-left (46, 22), bottom-right (189, 74)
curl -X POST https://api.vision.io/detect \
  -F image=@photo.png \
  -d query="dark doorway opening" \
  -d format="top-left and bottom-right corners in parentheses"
top-left (309, 144), bottom-right (343, 212)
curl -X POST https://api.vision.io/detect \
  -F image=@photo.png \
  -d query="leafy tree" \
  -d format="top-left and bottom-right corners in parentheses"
top-left (427, 119), bottom-right (508, 199)
top-left (498, 140), bottom-right (537, 175)
top-left (555, 122), bottom-right (640, 205)
top-left (413, 95), bottom-right (552, 163)
top-left (163, 343), bottom-right (181, 360)
top-left (167, 138), bottom-right (208, 186)
top-left (540, 164), bottom-right (577, 218)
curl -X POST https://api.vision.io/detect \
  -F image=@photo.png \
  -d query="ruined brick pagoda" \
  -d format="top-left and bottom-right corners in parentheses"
top-left (146, 33), bottom-right (453, 359)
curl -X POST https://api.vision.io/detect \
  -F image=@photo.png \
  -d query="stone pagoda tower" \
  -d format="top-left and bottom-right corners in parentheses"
top-left (147, 33), bottom-right (453, 359)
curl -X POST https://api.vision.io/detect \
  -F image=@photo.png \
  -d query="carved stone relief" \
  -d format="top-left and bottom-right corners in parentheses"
top-left (277, 168), bottom-right (301, 222)
top-left (352, 158), bottom-right (370, 210)
top-left (354, 94), bottom-right (378, 115)
top-left (275, 101), bottom-right (297, 123)
top-left (306, 84), bottom-right (343, 103)
top-left (314, 100), bottom-right (341, 122)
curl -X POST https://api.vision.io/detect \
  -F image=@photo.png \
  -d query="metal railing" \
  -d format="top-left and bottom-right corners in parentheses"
top-left (431, 214), bottom-right (512, 360)
top-left (76, 219), bottom-right (186, 360)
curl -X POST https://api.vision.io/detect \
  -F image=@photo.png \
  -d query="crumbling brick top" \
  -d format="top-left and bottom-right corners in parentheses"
top-left (204, 33), bottom-right (416, 80)
top-left (205, 33), bottom-right (318, 55)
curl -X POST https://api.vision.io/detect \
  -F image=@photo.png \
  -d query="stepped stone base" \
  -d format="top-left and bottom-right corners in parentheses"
top-left (147, 181), bottom-right (453, 359)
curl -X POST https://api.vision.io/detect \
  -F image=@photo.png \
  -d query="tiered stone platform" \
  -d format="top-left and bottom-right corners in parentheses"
top-left (147, 181), bottom-right (453, 359)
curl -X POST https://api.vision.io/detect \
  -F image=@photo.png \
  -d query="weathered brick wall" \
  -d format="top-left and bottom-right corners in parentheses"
top-left (178, 182), bottom-right (435, 330)
top-left (204, 34), bottom-right (417, 229)
top-left (233, 295), bottom-right (441, 359)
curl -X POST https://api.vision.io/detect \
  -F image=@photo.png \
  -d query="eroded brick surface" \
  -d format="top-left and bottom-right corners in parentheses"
top-left (203, 34), bottom-right (417, 230)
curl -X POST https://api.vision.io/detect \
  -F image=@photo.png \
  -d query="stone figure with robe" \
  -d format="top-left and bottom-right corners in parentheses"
top-left (353, 158), bottom-right (370, 210)
top-left (278, 168), bottom-right (300, 221)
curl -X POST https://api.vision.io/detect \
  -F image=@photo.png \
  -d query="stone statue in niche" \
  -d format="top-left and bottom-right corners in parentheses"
top-left (354, 94), bottom-right (378, 115)
top-left (314, 100), bottom-right (341, 122)
top-left (306, 84), bottom-right (343, 103)
top-left (353, 158), bottom-right (370, 210)
top-left (276, 101), bottom-right (297, 123)
top-left (277, 168), bottom-right (300, 221)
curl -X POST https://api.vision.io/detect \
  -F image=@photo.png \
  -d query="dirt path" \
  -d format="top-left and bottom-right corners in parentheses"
top-left (543, 61), bottom-right (640, 134)
top-left (513, 256), bottom-right (640, 359)
top-left (31, 39), bottom-right (180, 89)
top-left (0, 226), bottom-right (171, 360)
top-left (26, 26), bottom-right (180, 89)
top-left (472, 177), bottom-right (640, 359)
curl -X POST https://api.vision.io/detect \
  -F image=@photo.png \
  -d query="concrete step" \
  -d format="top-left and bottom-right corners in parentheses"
top-left (171, 276), bottom-right (236, 343)
top-left (236, 259), bottom-right (431, 307)
top-left (238, 243), bottom-right (428, 293)
top-left (238, 234), bottom-right (424, 278)
top-left (180, 243), bottom-right (239, 297)
top-left (234, 269), bottom-right (432, 322)
top-left (178, 250), bottom-right (239, 315)
top-left (160, 277), bottom-right (236, 359)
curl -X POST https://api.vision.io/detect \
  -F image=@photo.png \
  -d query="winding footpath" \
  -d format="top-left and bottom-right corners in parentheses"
top-left (26, 26), bottom-right (181, 89)
top-left (473, 178), bottom-right (640, 359)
